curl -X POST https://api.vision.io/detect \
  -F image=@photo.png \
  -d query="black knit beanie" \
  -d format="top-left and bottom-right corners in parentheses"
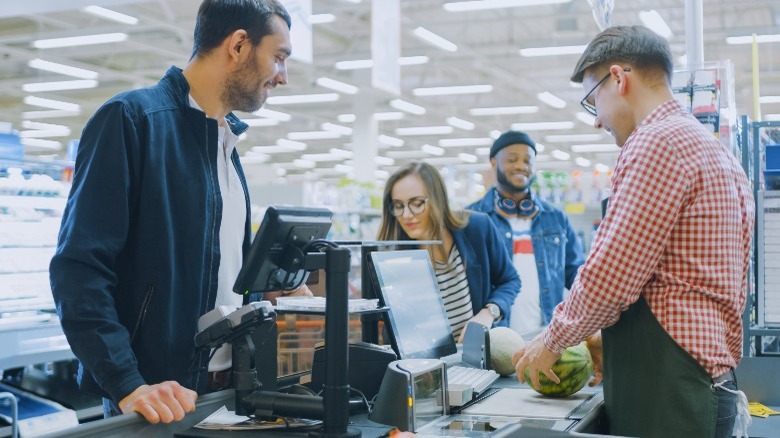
top-left (489, 130), bottom-right (537, 158)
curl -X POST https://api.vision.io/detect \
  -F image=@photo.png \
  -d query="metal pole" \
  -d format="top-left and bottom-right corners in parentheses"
top-left (685, 0), bottom-right (704, 68)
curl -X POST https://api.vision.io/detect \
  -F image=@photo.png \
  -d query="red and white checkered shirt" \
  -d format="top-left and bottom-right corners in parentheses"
top-left (544, 99), bottom-right (755, 378)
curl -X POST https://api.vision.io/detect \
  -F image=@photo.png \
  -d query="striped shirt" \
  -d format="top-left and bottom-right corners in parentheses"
top-left (544, 99), bottom-right (755, 378)
top-left (435, 246), bottom-right (474, 340)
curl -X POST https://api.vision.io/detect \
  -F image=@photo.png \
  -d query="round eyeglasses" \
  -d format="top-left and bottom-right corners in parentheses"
top-left (580, 67), bottom-right (631, 117)
top-left (390, 198), bottom-right (428, 217)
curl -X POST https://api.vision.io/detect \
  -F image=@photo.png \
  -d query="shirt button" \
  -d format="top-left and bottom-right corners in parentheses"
top-left (505, 232), bottom-right (511, 238)
top-left (554, 237), bottom-right (560, 244)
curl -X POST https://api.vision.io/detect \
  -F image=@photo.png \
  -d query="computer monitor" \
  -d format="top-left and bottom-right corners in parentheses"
top-left (233, 205), bottom-right (332, 295)
top-left (369, 249), bottom-right (457, 359)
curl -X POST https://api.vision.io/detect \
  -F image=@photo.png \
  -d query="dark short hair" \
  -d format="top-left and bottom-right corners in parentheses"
top-left (191, 0), bottom-right (291, 60)
top-left (570, 25), bottom-right (673, 85)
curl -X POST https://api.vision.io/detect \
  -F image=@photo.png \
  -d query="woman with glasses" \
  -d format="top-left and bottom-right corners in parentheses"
top-left (377, 161), bottom-right (520, 341)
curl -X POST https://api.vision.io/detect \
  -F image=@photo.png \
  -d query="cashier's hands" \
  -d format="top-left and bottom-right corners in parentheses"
top-left (514, 333), bottom-right (561, 391)
top-left (119, 381), bottom-right (197, 423)
top-left (585, 331), bottom-right (603, 386)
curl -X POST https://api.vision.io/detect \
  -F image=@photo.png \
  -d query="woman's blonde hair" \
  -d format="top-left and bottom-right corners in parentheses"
top-left (377, 161), bottom-right (467, 262)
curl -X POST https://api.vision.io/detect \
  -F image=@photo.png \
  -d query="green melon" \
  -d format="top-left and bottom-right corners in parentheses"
top-left (488, 327), bottom-right (525, 376)
top-left (522, 342), bottom-right (593, 398)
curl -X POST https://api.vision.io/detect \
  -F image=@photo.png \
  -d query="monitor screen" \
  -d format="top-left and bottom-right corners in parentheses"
top-left (369, 249), bottom-right (457, 359)
top-left (233, 205), bottom-right (332, 295)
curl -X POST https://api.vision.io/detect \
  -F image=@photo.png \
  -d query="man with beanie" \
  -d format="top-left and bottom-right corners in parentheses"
top-left (467, 130), bottom-right (584, 338)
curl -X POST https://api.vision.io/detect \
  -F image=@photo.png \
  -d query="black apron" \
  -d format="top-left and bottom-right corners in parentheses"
top-left (602, 295), bottom-right (718, 438)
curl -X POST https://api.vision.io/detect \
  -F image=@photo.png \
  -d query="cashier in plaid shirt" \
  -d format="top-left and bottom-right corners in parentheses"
top-left (515, 25), bottom-right (755, 438)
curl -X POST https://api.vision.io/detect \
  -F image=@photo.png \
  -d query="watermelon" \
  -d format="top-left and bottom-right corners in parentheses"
top-left (522, 342), bottom-right (593, 398)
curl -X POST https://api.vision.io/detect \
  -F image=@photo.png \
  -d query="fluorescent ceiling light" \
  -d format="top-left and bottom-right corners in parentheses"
top-left (375, 156), bottom-right (395, 166)
top-left (293, 159), bottom-right (316, 169)
top-left (576, 112), bottom-right (596, 126)
top-left (375, 170), bottom-right (390, 179)
top-left (765, 114), bottom-right (780, 121)
top-left (444, 0), bottom-right (571, 12)
top-left (250, 144), bottom-right (305, 154)
top-left (389, 99), bottom-right (426, 115)
top-left (446, 117), bottom-right (475, 130)
top-left (338, 113), bottom-right (356, 123)
top-left (23, 79), bottom-right (98, 92)
top-left (422, 144), bottom-right (445, 156)
top-left (335, 164), bottom-right (354, 173)
top-left (726, 34), bottom-right (780, 44)
top-left (27, 59), bottom-right (98, 79)
top-left (511, 121), bottom-right (574, 131)
top-left (399, 56), bottom-right (430, 65)
top-left (595, 163), bottom-right (611, 172)
top-left (22, 121), bottom-right (68, 131)
top-left (33, 33), bottom-right (128, 49)
top-left (329, 148), bottom-right (353, 158)
top-left (413, 27), bottom-right (457, 52)
top-left (519, 45), bottom-right (587, 57)
top-left (287, 131), bottom-right (342, 140)
top-left (458, 153), bottom-right (478, 163)
top-left (535, 143), bottom-right (546, 152)
top-left (334, 56), bottom-right (431, 70)
top-left (22, 109), bottom-right (80, 119)
top-left (439, 137), bottom-right (493, 147)
top-left (378, 134), bottom-right (404, 147)
top-left (472, 173), bottom-right (484, 182)
top-left (374, 111), bottom-right (405, 120)
top-left (252, 108), bottom-right (291, 121)
top-left (489, 130), bottom-right (502, 139)
top-left (20, 128), bottom-right (71, 138)
top-left (469, 106), bottom-right (539, 116)
top-left (386, 150), bottom-right (430, 159)
top-left (571, 143), bottom-right (619, 153)
top-left (426, 157), bottom-right (464, 165)
top-left (476, 147), bottom-right (490, 155)
top-left (309, 14), bottom-right (336, 24)
top-left (241, 154), bottom-right (270, 164)
top-left (551, 149), bottom-right (571, 160)
top-left (575, 157), bottom-right (592, 167)
top-left (23, 96), bottom-right (80, 111)
top-left (243, 118), bottom-right (279, 127)
top-left (277, 139), bottom-right (308, 150)
top-left (316, 77), bottom-right (358, 94)
top-left (395, 126), bottom-right (454, 136)
top-left (639, 10), bottom-right (672, 39)
top-left (266, 93), bottom-right (339, 104)
top-left (413, 85), bottom-right (492, 96)
top-left (537, 91), bottom-right (566, 108)
top-left (760, 96), bottom-right (780, 104)
top-left (301, 153), bottom-right (345, 162)
top-left (545, 133), bottom-right (603, 142)
top-left (321, 122), bottom-right (353, 136)
top-left (83, 6), bottom-right (138, 25)
top-left (20, 138), bottom-right (62, 150)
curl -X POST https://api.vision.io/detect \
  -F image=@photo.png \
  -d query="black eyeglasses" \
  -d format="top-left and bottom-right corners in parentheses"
top-left (580, 67), bottom-right (631, 117)
top-left (390, 198), bottom-right (427, 217)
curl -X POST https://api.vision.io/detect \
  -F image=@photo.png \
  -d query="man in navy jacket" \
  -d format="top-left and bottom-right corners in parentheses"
top-left (50, 0), bottom-right (292, 424)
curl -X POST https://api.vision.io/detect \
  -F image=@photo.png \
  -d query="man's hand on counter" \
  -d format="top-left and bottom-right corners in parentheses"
top-left (585, 331), bottom-right (603, 386)
top-left (514, 333), bottom-right (561, 391)
top-left (119, 381), bottom-right (197, 423)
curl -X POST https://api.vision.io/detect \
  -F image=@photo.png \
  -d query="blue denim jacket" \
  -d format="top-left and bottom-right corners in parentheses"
top-left (450, 211), bottom-right (521, 326)
top-left (467, 187), bottom-right (584, 324)
top-left (50, 67), bottom-right (251, 403)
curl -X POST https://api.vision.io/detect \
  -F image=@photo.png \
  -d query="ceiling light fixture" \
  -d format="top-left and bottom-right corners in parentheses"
top-left (287, 131), bottom-right (342, 140)
top-left (22, 110), bottom-right (80, 119)
top-left (519, 45), bottom-right (587, 57)
top-left (759, 96), bottom-right (780, 104)
top-left (469, 106), bottom-right (539, 116)
top-left (576, 112), bottom-right (597, 126)
top-left (422, 144), bottom-right (445, 156)
top-left (309, 14), bottom-right (336, 24)
top-left (571, 143), bottom-right (619, 153)
top-left (83, 5), bottom-right (139, 25)
top-left (458, 153), bottom-right (478, 163)
top-left (535, 143), bottom-right (547, 152)
top-left (375, 156), bottom-right (395, 166)
top-left (20, 138), bottom-right (62, 150)
top-left (389, 99), bottom-right (426, 115)
top-left (595, 163), bottom-right (611, 172)
top-left (329, 148), bottom-right (353, 158)
top-left (335, 164), bottom-right (354, 173)
top-left (545, 133), bottom-right (603, 142)
top-left (23, 96), bottom-right (80, 111)
top-left (301, 153), bottom-right (345, 162)
top-left (511, 121), bottom-right (574, 130)
top-left (575, 157), bottom-right (592, 167)
top-left (412, 84), bottom-right (492, 96)
top-left (536, 91), bottom-right (566, 108)
top-left (33, 33), bottom-right (128, 49)
top-left (276, 139), bottom-right (307, 150)
top-left (27, 59), bottom-right (98, 79)
top-left (412, 27), bottom-right (458, 52)
top-left (443, 0), bottom-right (571, 12)
top-left (22, 79), bottom-right (98, 92)
top-left (266, 93), bottom-right (339, 104)
top-left (334, 56), bottom-right (431, 70)
top-left (439, 138), bottom-right (493, 147)
top-left (399, 56), bottom-right (430, 65)
top-left (446, 117), bottom-right (475, 130)
top-left (395, 126), bottom-right (454, 136)
top-left (243, 118), bottom-right (279, 127)
top-left (378, 134), bottom-right (405, 147)
top-left (252, 108), bottom-right (291, 121)
top-left (726, 34), bottom-right (780, 44)
top-left (551, 149), bottom-right (571, 160)
top-left (321, 123), bottom-right (353, 136)
top-left (337, 114), bottom-right (356, 123)
top-left (386, 150), bottom-right (430, 159)
top-left (639, 10), bottom-right (672, 39)
top-left (374, 112), bottom-right (405, 121)
top-left (316, 77), bottom-right (358, 94)
top-left (293, 159), bottom-right (316, 169)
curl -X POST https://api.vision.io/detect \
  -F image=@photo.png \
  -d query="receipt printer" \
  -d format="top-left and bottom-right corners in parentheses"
top-left (311, 341), bottom-right (396, 400)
